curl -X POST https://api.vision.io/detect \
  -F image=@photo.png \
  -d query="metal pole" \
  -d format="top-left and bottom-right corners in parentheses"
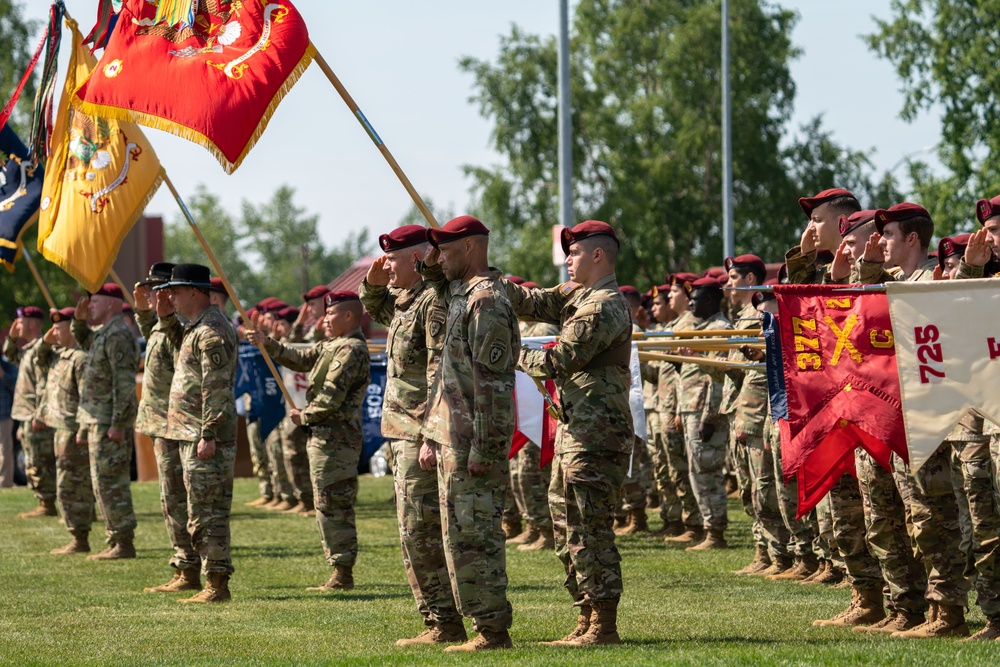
top-left (557, 0), bottom-right (572, 282)
top-left (721, 0), bottom-right (734, 260)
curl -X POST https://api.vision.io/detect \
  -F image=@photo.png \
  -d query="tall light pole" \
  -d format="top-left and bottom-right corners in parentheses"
top-left (557, 0), bottom-right (572, 282)
top-left (721, 0), bottom-right (734, 260)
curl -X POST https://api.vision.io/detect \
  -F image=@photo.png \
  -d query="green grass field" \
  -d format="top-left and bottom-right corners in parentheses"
top-left (2, 476), bottom-right (999, 666)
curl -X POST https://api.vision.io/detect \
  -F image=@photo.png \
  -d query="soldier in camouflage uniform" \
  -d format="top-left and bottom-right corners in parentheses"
top-left (273, 305), bottom-right (315, 516)
top-left (615, 285), bottom-right (651, 536)
top-left (5, 306), bottom-right (57, 517)
top-left (134, 263), bottom-right (203, 593)
top-left (508, 288), bottom-right (559, 552)
top-left (251, 291), bottom-right (370, 593)
top-left (672, 278), bottom-right (734, 551)
top-left (155, 264), bottom-right (239, 603)
top-left (72, 284), bottom-right (140, 559)
top-left (254, 299), bottom-right (297, 511)
top-left (359, 224), bottom-right (464, 646)
top-left (418, 216), bottom-right (517, 652)
top-left (507, 220), bottom-right (633, 647)
top-left (37, 308), bottom-right (93, 553)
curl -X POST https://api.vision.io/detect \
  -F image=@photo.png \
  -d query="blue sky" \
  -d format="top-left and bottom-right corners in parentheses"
top-left (21, 1), bottom-right (942, 253)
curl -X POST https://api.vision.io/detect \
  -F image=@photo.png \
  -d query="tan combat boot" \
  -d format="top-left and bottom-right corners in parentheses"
top-left (443, 629), bottom-right (512, 652)
top-left (562, 599), bottom-right (621, 646)
top-left (395, 621), bottom-right (468, 646)
top-left (282, 501), bottom-right (303, 514)
top-left (19, 498), bottom-right (57, 519)
top-left (87, 540), bottom-right (136, 561)
top-left (813, 587), bottom-right (860, 627)
top-left (733, 545), bottom-right (771, 575)
top-left (820, 587), bottom-right (885, 627)
top-left (519, 527), bottom-right (555, 552)
top-left (962, 617), bottom-right (1000, 641)
top-left (540, 605), bottom-right (592, 646)
top-left (502, 516), bottom-right (522, 540)
top-left (269, 499), bottom-right (296, 512)
top-left (807, 562), bottom-right (845, 586)
top-left (652, 520), bottom-right (684, 538)
top-left (506, 525), bottom-right (538, 546)
top-left (307, 564), bottom-right (354, 591)
top-left (853, 610), bottom-right (924, 634)
top-left (178, 573), bottom-right (231, 604)
top-left (799, 559), bottom-right (827, 584)
top-left (244, 496), bottom-right (272, 507)
top-left (615, 509), bottom-right (649, 536)
top-left (664, 528), bottom-right (704, 545)
top-left (261, 497), bottom-right (282, 509)
top-left (144, 568), bottom-right (201, 593)
top-left (50, 533), bottom-right (90, 555)
top-left (768, 554), bottom-right (818, 581)
top-left (686, 529), bottom-right (728, 551)
top-left (757, 555), bottom-right (794, 577)
top-left (893, 603), bottom-right (968, 638)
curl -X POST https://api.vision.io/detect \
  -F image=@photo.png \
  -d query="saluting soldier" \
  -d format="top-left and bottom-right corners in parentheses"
top-left (418, 216), bottom-right (518, 652)
top-left (249, 291), bottom-right (370, 593)
top-left (5, 306), bottom-right (57, 518)
top-left (359, 224), bottom-right (464, 646)
top-left (37, 308), bottom-right (93, 554)
top-left (154, 264), bottom-right (239, 603)
top-left (507, 220), bottom-right (633, 646)
top-left (72, 284), bottom-right (140, 559)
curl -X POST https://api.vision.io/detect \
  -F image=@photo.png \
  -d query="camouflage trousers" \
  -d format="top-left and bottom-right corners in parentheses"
top-left (434, 441), bottom-right (512, 633)
top-left (53, 428), bottom-right (94, 536)
top-left (645, 414), bottom-right (680, 524)
top-left (953, 440), bottom-right (1000, 619)
top-left (180, 440), bottom-right (236, 575)
top-left (0, 418), bottom-right (13, 488)
top-left (814, 493), bottom-right (845, 573)
top-left (908, 444), bottom-right (968, 608)
top-left (729, 424), bottom-right (760, 547)
top-left (309, 427), bottom-right (362, 568)
top-left (266, 425), bottom-right (294, 502)
top-left (829, 473), bottom-right (883, 590)
top-left (682, 413), bottom-right (729, 531)
top-left (510, 444), bottom-right (553, 530)
top-left (246, 420), bottom-right (272, 500)
top-left (87, 424), bottom-right (136, 545)
top-left (746, 436), bottom-right (791, 560)
top-left (620, 436), bottom-right (649, 513)
top-left (281, 419), bottom-right (313, 506)
top-left (653, 416), bottom-right (701, 529)
top-left (503, 478), bottom-right (521, 527)
top-left (855, 450), bottom-right (927, 614)
top-left (153, 437), bottom-right (198, 571)
top-left (20, 426), bottom-right (56, 503)
top-left (766, 426), bottom-right (815, 557)
top-left (390, 438), bottom-right (460, 626)
top-left (949, 447), bottom-right (973, 559)
top-left (550, 449), bottom-right (629, 604)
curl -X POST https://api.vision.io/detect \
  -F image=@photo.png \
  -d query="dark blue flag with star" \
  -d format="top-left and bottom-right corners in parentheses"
top-left (762, 310), bottom-right (789, 422)
top-left (0, 125), bottom-right (44, 272)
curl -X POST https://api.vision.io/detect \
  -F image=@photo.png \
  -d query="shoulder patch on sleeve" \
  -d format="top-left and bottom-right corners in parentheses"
top-left (560, 281), bottom-right (582, 296)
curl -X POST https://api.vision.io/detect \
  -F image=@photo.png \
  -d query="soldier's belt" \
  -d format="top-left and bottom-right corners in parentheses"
top-left (581, 337), bottom-right (631, 371)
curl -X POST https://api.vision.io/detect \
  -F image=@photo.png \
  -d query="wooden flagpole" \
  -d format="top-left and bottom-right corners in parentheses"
top-left (21, 249), bottom-right (56, 310)
top-left (163, 173), bottom-right (296, 407)
top-left (311, 49), bottom-right (440, 229)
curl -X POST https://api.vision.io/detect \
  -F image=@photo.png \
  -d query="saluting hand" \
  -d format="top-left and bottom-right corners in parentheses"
top-left (800, 222), bottom-right (819, 254)
top-left (863, 233), bottom-right (885, 263)
top-left (366, 255), bottom-right (391, 286)
top-left (43, 328), bottom-right (59, 346)
top-left (829, 240), bottom-right (852, 282)
top-left (965, 228), bottom-right (993, 268)
top-left (423, 246), bottom-right (440, 267)
top-left (74, 295), bottom-right (90, 321)
top-left (133, 285), bottom-right (152, 311)
top-left (8, 319), bottom-right (21, 341)
top-left (155, 289), bottom-right (174, 318)
top-left (932, 265), bottom-right (947, 281)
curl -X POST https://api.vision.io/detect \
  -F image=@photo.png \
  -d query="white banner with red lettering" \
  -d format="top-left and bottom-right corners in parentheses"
top-left (886, 279), bottom-right (1000, 471)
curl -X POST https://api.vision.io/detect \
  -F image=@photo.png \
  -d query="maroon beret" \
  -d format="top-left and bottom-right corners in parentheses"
top-left (260, 299), bottom-right (289, 314)
top-left (560, 220), bottom-right (620, 255)
top-left (16, 306), bottom-right (44, 320)
top-left (50, 307), bottom-right (77, 323)
top-left (691, 276), bottom-right (725, 291)
top-left (619, 285), bottom-right (639, 296)
top-left (704, 267), bottom-right (727, 280)
top-left (874, 203), bottom-right (931, 234)
top-left (427, 215), bottom-right (490, 248)
top-left (209, 277), bottom-right (226, 294)
top-left (521, 281), bottom-right (540, 289)
top-left (506, 275), bottom-right (526, 285)
top-left (302, 285), bottom-right (330, 301)
top-left (671, 272), bottom-right (699, 294)
top-left (324, 291), bottom-right (360, 308)
top-left (798, 188), bottom-right (857, 217)
top-left (91, 282), bottom-right (124, 300)
top-left (724, 254), bottom-right (766, 277)
top-left (975, 195), bottom-right (1000, 225)
top-left (937, 233), bottom-right (971, 271)
top-left (257, 297), bottom-right (278, 309)
top-left (839, 209), bottom-right (877, 236)
top-left (277, 306), bottom-right (299, 323)
top-left (379, 224), bottom-right (428, 253)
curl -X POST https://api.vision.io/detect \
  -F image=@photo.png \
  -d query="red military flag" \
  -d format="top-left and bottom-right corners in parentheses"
top-left (774, 285), bottom-right (906, 516)
top-left (73, 0), bottom-right (314, 174)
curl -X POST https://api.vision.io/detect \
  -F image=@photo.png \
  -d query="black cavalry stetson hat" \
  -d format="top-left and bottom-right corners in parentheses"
top-left (154, 263), bottom-right (213, 290)
top-left (136, 262), bottom-right (176, 287)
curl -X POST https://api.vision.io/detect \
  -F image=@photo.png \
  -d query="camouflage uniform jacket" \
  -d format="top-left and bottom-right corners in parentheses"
top-left (520, 320), bottom-right (560, 339)
top-left (785, 245), bottom-right (834, 285)
top-left (677, 311), bottom-right (733, 424)
top-left (72, 314), bottom-right (139, 429)
top-left (9, 337), bottom-right (45, 422)
top-left (135, 310), bottom-right (179, 437)
top-left (289, 321), bottom-right (325, 344)
top-left (3, 335), bottom-right (25, 365)
top-left (719, 301), bottom-right (758, 416)
top-left (654, 311), bottom-right (695, 422)
top-left (733, 363), bottom-right (768, 437)
top-left (640, 323), bottom-right (659, 412)
top-left (420, 266), bottom-right (519, 466)
top-left (36, 341), bottom-right (87, 432)
top-left (264, 329), bottom-right (370, 433)
top-left (360, 277), bottom-right (446, 441)
top-left (855, 256), bottom-right (937, 285)
top-left (513, 273), bottom-right (634, 455)
top-left (161, 306), bottom-right (237, 442)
